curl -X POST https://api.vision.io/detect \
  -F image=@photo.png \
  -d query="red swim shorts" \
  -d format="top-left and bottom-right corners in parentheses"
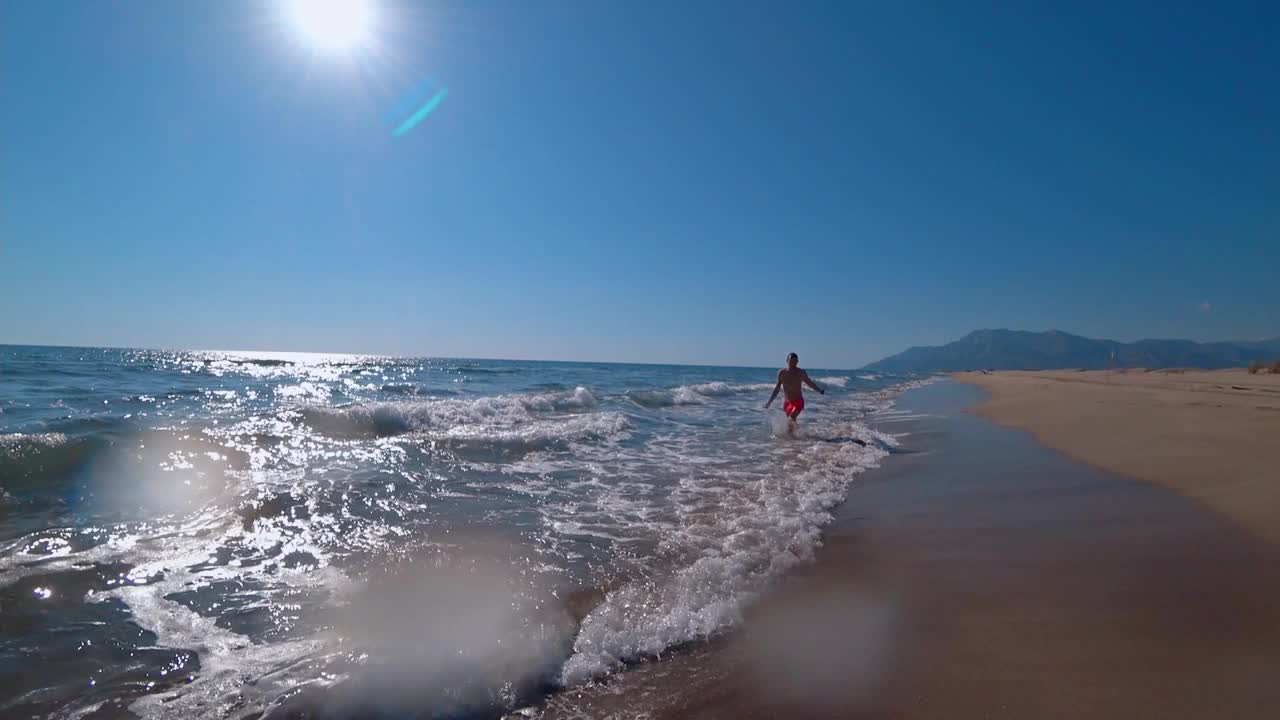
top-left (783, 397), bottom-right (805, 418)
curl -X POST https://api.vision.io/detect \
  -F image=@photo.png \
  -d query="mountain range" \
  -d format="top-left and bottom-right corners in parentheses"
top-left (863, 329), bottom-right (1280, 373)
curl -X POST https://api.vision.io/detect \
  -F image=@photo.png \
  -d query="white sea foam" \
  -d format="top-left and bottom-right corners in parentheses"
top-left (301, 387), bottom-right (602, 438)
top-left (0, 431), bottom-right (69, 456)
top-left (431, 412), bottom-right (629, 449)
top-left (815, 376), bottom-right (849, 388)
top-left (559, 414), bottom-right (894, 685)
top-left (625, 389), bottom-right (700, 408)
top-left (553, 384), bottom-right (917, 686)
top-left (77, 507), bottom-right (354, 718)
top-left (102, 582), bottom-right (329, 720)
top-left (105, 532), bottom-right (567, 719)
top-left (685, 381), bottom-right (772, 396)
top-left (627, 381), bottom-right (773, 408)
top-left (1, 346), bottom-right (937, 717)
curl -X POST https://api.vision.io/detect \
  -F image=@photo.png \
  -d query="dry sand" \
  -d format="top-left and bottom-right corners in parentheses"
top-left (957, 369), bottom-right (1280, 544)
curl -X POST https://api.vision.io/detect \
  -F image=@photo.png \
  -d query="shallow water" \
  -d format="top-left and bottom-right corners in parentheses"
top-left (0, 345), bottom-right (920, 718)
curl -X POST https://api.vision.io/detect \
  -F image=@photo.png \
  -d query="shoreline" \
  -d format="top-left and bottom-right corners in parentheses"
top-left (955, 368), bottom-right (1280, 544)
top-left (539, 379), bottom-right (1280, 718)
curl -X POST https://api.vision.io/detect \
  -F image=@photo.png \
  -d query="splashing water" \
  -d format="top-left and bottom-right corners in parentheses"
top-left (0, 345), bottom-right (923, 717)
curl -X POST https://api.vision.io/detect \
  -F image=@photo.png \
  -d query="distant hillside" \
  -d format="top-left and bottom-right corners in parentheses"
top-left (864, 329), bottom-right (1280, 373)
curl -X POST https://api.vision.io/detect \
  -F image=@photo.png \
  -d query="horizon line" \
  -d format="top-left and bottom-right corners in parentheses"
top-left (0, 341), bottom-right (856, 372)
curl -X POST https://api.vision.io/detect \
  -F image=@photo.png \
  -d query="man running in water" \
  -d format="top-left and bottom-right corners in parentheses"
top-left (764, 352), bottom-right (824, 434)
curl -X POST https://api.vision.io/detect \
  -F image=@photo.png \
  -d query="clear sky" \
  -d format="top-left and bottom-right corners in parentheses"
top-left (2, 1), bottom-right (1276, 368)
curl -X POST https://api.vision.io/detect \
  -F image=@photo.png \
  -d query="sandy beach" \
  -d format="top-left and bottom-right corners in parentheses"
top-left (957, 369), bottom-right (1280, 544)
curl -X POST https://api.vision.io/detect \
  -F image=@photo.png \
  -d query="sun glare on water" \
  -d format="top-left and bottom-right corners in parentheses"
top-left (285, 0), bottom-right (376, 52)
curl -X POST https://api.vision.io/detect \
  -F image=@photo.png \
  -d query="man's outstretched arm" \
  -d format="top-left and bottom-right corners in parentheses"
top-left (802, 371), bottom-right (825, 395)
top-left (764, 372), bottom-right (783, 408)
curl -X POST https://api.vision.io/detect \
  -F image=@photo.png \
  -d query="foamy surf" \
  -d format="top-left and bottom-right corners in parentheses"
top-left (298, 386), bottom-right (600, 438)
top-left (625, 381), bottom-right (772, 408)
top-left (0, 346), bottom-right (924, 718)
top-left (559, 401), bottom-right (898, 685)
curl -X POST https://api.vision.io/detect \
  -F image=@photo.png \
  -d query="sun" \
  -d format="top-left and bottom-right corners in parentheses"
top-left (285, 0), bottom-right (376, 52)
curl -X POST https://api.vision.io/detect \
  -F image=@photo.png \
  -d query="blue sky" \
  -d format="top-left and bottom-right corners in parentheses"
top-left (2, 1), bottom-right (1276, 367)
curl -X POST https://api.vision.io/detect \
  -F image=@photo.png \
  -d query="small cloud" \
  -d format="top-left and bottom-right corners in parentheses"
top-left (1198, 301), bottom-right (1212, 313)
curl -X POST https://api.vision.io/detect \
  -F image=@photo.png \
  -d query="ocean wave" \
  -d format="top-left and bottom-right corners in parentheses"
top-left (380, 382), bottom-right (421, 395)
top-left (0, 429), bottom-right (247, 529)
top-left (445, 365), bottom-right (522, 375)
top-left (300, 387), bottom-right (602, 439)
top-left (815, 375), bottom-right (849, 388)
top-left (559, 416), bottom-right (893, 685)
top-left (0, 431), bottom-right (70, 455)
top-left (686, 381), bottom-right (773, 396)
top-left (624, 388), bottom-right (704, 409)
top-left (182, 352), bottom-right (394, 382)
top-left (520, 386), bottom-right (599, 411)
top-left (626, 381), bottom-right (772, 408)
top-left (108, 549), bottom-right (567, 720)
top-left (274, 382), bottom-right (334, 401)
top-left (1, 346), bottom-right (933, 715)
top-left (0, 432), bottom-right (94, 486)
top-left (216, 357), bottom-right (293, 368)
top-left (432, 412), bottom-right (629, 451)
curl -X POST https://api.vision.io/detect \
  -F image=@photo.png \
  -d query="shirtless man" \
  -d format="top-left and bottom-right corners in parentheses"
top-left (763, 352), bottom-right (824, 433)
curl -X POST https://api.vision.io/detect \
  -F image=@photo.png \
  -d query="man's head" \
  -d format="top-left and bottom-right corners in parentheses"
top-left (787, 352), bottom-right (798, 369)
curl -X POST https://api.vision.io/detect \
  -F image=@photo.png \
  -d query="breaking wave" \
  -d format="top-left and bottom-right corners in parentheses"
top-left (301, 387), bottom-right (600, 438)
top-left (626, 381), bottom-right (773, 409)
top-left (559, 414), bottom-right (900, 685)
top-left (0, 345), bottom-right (930, 719)
top-left (0, 433), bottom-right (94, 486)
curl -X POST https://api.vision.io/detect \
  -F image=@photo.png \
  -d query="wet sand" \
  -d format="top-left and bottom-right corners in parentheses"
top-left (957, 369), bottom-right (1280, 543)
top-left (538, 381), bottom-right (1280, 719)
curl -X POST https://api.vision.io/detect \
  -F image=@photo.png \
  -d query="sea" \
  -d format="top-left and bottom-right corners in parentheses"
top-left (0, 345), bottom-right (923, 719)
